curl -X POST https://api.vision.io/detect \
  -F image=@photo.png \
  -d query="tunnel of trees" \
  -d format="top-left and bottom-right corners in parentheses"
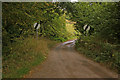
top-left (2, 2), bottom-right (120, 77)
top-left (59, 2), bottom-right (120, 73)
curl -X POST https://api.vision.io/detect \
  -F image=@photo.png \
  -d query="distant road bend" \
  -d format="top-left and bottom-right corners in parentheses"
top-left (26, 40), bottom-right (118, 78)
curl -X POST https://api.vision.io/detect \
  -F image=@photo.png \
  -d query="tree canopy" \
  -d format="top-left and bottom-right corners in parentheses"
top-left (2, 2), bottom-right (68, 55)
top-left (59, 2), bottom-right (120, 43)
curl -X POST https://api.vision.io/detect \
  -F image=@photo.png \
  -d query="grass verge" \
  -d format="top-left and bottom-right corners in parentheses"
top-left (2, 37), bottom-right (57, 78)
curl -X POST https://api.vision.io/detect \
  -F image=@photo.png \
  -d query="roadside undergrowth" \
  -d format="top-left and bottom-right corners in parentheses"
top-left (75, 36), bottom-right (120, 73)
top-left (2, 37), bottom-right (57, 78)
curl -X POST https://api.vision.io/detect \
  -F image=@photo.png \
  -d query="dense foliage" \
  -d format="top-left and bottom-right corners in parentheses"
top-left (2, 2), bottom-right (68, 55)
top-left (2, 2), bottom-right (69, 78)
top-left (75, 36), bottom-right (120, 73)
top-left (2, 2), bottom-right (120, 75)
top-left (59, 2), bottom-right (120, 73)
top-left (60, 2), bottom-right (120, 43)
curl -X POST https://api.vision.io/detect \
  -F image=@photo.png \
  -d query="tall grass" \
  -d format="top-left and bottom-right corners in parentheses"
top-left (2, 37), bottom-right (57, 78)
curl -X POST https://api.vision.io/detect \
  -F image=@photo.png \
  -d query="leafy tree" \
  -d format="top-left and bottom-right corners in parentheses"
top-left (2, 2), bottom-right (67, 55)
top-left (59, 2), bottom-right (120, 44)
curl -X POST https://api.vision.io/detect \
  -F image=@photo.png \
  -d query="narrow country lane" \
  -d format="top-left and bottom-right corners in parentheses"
top-left (26, 40), bottom-right (118, 78)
